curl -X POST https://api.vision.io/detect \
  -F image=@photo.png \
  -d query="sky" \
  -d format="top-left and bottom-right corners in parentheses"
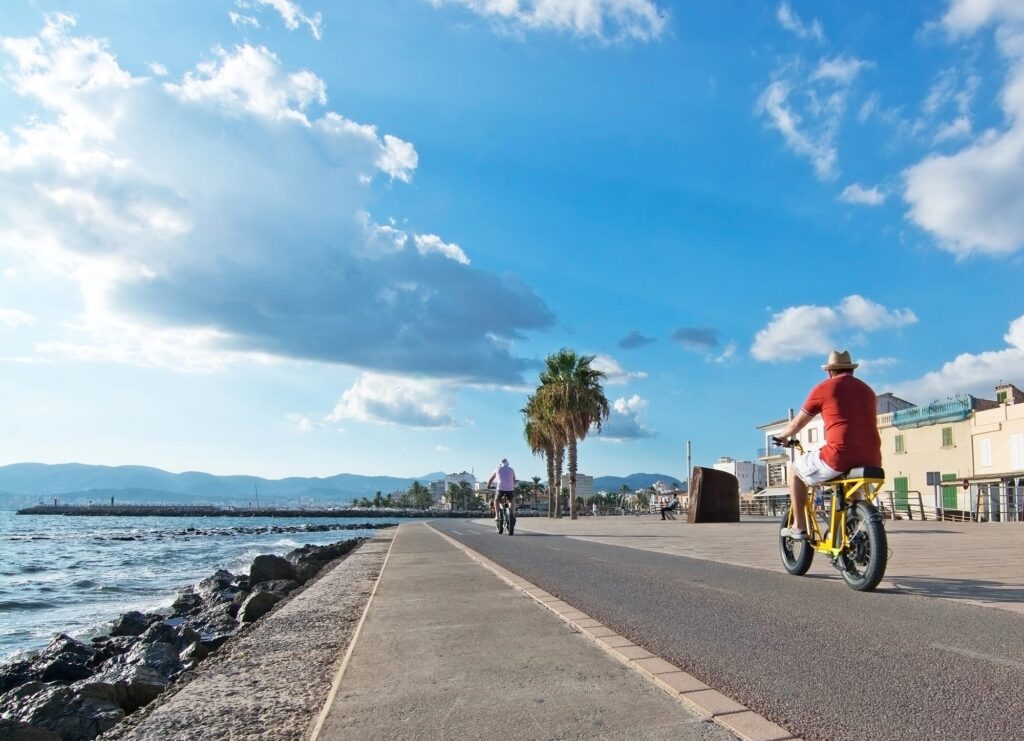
top-left (1, 0), bottom-right (1024, 483)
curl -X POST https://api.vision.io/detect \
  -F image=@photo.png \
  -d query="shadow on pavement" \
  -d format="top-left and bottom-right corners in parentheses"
top-left (888, 576), bottom-right (1024, 603)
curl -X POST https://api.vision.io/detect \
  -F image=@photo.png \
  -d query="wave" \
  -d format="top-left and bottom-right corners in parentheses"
top-left (0, 599), bottom-right (57, 611)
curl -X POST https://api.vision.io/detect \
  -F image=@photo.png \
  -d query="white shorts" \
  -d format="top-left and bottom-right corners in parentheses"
top-left (793, 449), bottom-right (842, 486)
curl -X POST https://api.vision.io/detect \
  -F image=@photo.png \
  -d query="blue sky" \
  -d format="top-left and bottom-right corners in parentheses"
top-left (1, 0), bottom-right (1023, 482)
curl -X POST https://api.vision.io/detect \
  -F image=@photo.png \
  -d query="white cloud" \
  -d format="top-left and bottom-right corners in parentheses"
top-left (0, 308), bottom-right (35, 327)
top-left (591, 354), bottom-right (647, 385)
top-left (811, 55), bottom-right (870, 85)
top-left (751, 295), bottom-right (916, 362)
top-left (427, 0), bottom-right (668, 42)
top-left (414, 234), bottom-right (469, 265)
top-left (286, 413), bottom-right (321, 431)
top-left (237, 0), bottom-right (322, 39)
top-left (229, 12), bottom-right (261, 30)
top-left (327, 373), bottom-right (458, 428)
top-left (903, 8), bottom-right (1024, 256)
top-left (839, 182), bottom-right (886, 205)
top-left (777, 2), bottom-right (824, 42)
top-left (756, 79), bottom-right (839, 180)
top-left (148, 62), bottom-right (168, 77)
top-left (598, 394), bottom-right (654, 441)
top-left (0, 18), bottom-right (551, 383)
top-left (889, 314), bottom-right (1024, 402)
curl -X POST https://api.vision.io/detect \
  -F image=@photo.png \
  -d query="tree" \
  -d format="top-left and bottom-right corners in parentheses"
top-left (408, 481), bottom-right (431, 510)
top-left (531, 475), bottom-right (542, 510)
top-left (538, 349), bottom-right (610, 520)
top-left (522, 393), bottom-right (564, 519)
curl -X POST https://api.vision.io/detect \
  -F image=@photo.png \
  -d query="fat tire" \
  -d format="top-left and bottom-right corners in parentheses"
top-left (508, 512), bottom-right (515, 536)
top-left (841, 501), bottom-right (887, 591)
top-left (779, 504), bottom-right (814, 576)
top-left (496, 510), bottom-right (504, 534)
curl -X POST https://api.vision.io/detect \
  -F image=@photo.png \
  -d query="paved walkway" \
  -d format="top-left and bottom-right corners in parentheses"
top-left (313, 523), bottom-right (747, 741)
top-left (509, 515), bottom-right (1024, 615)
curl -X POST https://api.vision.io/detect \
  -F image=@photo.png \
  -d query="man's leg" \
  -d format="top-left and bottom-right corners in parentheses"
top-left (789, 474), bottom-right (808, 532)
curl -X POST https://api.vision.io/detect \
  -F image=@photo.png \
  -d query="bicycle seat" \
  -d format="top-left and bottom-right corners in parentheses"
top-left (832, 466), bottom-right (885, 481)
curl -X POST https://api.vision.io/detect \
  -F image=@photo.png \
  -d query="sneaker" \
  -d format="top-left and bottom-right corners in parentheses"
top-left (780, 526), bottom-right (808, 541)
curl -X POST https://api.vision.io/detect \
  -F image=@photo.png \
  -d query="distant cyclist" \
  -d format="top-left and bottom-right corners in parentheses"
top-left (773, 350), bottom-right (881, 541)
top-left (487, 458), bottom-right (517, 521)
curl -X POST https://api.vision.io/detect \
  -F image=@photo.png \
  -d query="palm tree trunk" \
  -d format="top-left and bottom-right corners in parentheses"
top-left (554, 445), bottom-right (564, 518)
top-left (568, 438), bottom-right (578, 520)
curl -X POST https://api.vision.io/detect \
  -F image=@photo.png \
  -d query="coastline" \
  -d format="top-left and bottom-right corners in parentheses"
top-left (16, 505), bottom-right (489, 518)
top-left (0, 531), bottom-right (393, 740)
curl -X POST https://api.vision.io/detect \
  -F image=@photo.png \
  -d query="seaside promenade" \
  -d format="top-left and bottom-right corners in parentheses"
top-left (312, 516), bottom-right (1024, 741)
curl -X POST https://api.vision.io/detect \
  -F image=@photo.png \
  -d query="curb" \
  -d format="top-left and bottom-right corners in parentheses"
top-left (427, 522), bottom-right (800, 741)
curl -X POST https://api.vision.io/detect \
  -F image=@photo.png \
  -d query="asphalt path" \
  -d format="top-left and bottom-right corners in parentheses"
top-left (432, 519), bottom-right (1024, 741)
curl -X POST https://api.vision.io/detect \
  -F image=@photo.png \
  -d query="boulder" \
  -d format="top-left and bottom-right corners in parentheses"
top-left (2, 683), bottom-right (123, 740)
top-left (120, 642), bottom-right (182, 679)
top-left (238, 590), bottom-right (282, 623)
top-left (78, 663), bottom-right (168, 713)
top-left (0, 718), bottom-right (61, 740)
top-left (34, 635), bottom-right (96, 684)
top-left (86, 636), bottom-right (137, 668)
top-left (109, 611), bottom-right (161, 638)
top-left (169, 588), bottom-right (202, 617)
top-left (686, 467), bottom-right (740, 523)
top-left (253, 579), bottom-right (300, 597)
top-left (249, 554), bottom-right (296, 585)
top-left (179, 641), bottom-right (209, 670)
top-left (0, 659), bottom-right (34, 694)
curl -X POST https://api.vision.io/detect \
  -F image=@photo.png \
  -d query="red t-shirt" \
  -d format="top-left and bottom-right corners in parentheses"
top-left (801, 374), bottom-right (881, 472)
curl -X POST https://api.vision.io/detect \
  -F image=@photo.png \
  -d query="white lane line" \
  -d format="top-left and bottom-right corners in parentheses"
top-left (932, 643), bottom-right (1024, 670)
top-left (450, 529), bottom-right (463, 535)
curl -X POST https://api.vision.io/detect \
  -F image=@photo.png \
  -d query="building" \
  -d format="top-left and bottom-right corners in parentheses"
top-left (970, 383), bottom-right (1024, 519)
top-left (430, 472), bottom-right (476, 504)
top-left (712, 457), bottom-right (766, 493)
top-left (573, 474), bottom-right (595, 502)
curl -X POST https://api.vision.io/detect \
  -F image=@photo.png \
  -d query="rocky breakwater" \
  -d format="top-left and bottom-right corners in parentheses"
top-left (0, 538), bottom-right (366, 740)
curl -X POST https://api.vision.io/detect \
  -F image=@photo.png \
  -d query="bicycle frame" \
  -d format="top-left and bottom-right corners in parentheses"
top-left (798, 475), bottom-right (886, 558)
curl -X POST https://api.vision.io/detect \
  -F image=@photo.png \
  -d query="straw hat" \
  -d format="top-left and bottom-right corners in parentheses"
top-left (822, 349), bottom-right (858, 371)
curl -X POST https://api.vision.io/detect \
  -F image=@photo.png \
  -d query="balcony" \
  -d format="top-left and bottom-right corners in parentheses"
top-left (758, 445), bottom-right (788, 460)
top-left (892, 395), bottom-right (972, 430)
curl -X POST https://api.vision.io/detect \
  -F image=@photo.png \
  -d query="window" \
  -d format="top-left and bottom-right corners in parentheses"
top-left (1011, 434), bottom-right (1024, 470)
top-left (980, 439), bottom-right (992, 468)
top-left (807, 428), bottom-right (818, 443)
top-left (895, 434), bottom-right (905, 454)
top-left (941, 427), bottom-right (954, 448)
top-left (997, 390), bottom-right (1008, 404)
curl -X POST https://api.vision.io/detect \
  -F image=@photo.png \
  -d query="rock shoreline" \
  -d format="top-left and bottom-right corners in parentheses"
top-left (0, 536), bottom-right (375, 740)
top-left (8, 521), bottom-right (394, 543)
top-left (17, 505), bottom-right (490, 518)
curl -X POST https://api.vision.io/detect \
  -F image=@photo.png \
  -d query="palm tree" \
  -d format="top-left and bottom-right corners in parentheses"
top-left (522, 394), bottom-right (564, 518)
top-left (531, 475), bottom-right (542, 510)
top-left (538, 349), bottom-right (610, 520)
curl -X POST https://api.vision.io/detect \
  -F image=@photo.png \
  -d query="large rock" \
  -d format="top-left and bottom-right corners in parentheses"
top-left (119, 642), bottom-right (182, 679)
top-left (0, 659), bottom-right (34, 694)
top-left (33, 635), bottom-right (96, 684)
top-left (1, 682), bottom-right (124, 741)
top-left (0, 718), bottom-right (61, 740)
top-left (249, 554), bottom-right (296, 585)
top-left (109, 611), bottom-right (161, 638)
top-left (238, 590), bottom-right (282, 623)
top-left (253, 579), bottom-right (300, 597)
top-left (686, 467), bottom-right (740, 523)
top-left (78, 663), bottom-right (169, 713)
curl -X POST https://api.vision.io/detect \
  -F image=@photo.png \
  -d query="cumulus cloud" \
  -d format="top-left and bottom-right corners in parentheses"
top-left (840, 183), bottom-right (886, 205)
top-left (597, 394), bottom-right (654, 441)
top-left (286, 413), bottom-right (321, 431)
top-left (889, 314), bottom-right (1024, 402)
top-left (591, 354), bottom-right (647, 385)
top-left (0, 17), bottom-right (553, 384)
top-left (229, 12), bottom-right (261, 30)
top-left (617, 329), bottom-right (655, 350)
top-left (902, 4), bottom-right (1024, 256)
top-left (751, 295), bottom-right (916, 362)
top-left (327, 373), bottom-right (457, 428)
top-left (426, 0), bottom-right (668, 42)
top-left (236, 0), bottom-right (322, 39)
top-left (776, 2), bottom-right (824, 42)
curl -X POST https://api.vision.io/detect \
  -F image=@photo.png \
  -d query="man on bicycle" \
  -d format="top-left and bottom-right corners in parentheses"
top-left (487, 458), bottom-right (516, 520)
top-left (773, 350), bottom-right (881, 540)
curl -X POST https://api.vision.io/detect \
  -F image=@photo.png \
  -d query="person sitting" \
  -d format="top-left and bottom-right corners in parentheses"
top-left (660, 494), bottom-right (680, 520)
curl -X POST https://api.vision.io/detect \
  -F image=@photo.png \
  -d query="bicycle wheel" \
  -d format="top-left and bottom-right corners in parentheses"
top-left (496, 507), bottom-right (504, 534)
top-left (841, 501), bottom-right (887, 591)
top-left (779, 504), bottom-right (814, 576)
top-left (508, 510), bottom-right (515, 536)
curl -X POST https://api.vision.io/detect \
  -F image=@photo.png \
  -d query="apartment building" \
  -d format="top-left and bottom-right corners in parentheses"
top-left (430, 471), bottom-right (476, 503)
top-left (713, 457), bottom-right (766, 493)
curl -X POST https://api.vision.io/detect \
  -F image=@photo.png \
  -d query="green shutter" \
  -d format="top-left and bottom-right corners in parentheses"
top-left (941, 473), bottom-right (958, 509)
top-left (942, 427), bottom-right (953, 447)
top-left (895, 434), bottom-right (905, 454)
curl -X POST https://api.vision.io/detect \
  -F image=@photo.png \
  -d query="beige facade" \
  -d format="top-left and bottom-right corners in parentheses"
top-left (971, 384), bottom-right (1024, 484)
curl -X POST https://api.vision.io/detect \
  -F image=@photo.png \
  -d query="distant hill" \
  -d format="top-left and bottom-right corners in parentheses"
top-left (594, 473), bottom-right (686, 492)
top-left (0, 463), bottom-right (447, 508)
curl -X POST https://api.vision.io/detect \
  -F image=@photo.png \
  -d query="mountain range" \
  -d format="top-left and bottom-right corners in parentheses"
top-left (0, 463), bottom-right (683, 509)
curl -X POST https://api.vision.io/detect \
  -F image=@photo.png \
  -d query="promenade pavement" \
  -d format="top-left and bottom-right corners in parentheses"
top-left (313, 523), bottom-right (756, 741)
top-left (510, 514), bottom-right (1024, 616)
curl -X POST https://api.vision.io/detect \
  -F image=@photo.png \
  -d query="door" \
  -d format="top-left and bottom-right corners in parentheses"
top-left (894, 477), bottom-right (909, 512)
top-left (941, 473), bottom-right (958, 509)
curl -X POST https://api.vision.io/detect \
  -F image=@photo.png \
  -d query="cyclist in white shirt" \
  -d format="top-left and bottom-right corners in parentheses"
top-left (487, 458), bottom-right (516, 520)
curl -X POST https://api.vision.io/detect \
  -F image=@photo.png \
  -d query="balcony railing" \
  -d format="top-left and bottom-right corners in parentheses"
top-left (892, 395), bottom-right (972, 429)
top-left (757, 445), bottom-right (788, 459)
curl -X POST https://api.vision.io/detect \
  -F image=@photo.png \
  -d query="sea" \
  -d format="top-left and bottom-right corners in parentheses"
top-left (0, 510), bottom-right (399, 664)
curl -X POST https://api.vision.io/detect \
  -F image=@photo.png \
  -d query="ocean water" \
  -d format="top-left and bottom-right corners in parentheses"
top-left (0, 511), bottom-right (399, 663)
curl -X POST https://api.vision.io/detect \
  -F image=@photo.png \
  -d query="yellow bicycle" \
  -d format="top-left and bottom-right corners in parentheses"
top-left (774, 438), bottom-right (888, 592)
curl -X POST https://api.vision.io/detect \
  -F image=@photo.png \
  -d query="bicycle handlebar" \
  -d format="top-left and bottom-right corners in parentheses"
top-left (772, 436), bottom-right (804, 453)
